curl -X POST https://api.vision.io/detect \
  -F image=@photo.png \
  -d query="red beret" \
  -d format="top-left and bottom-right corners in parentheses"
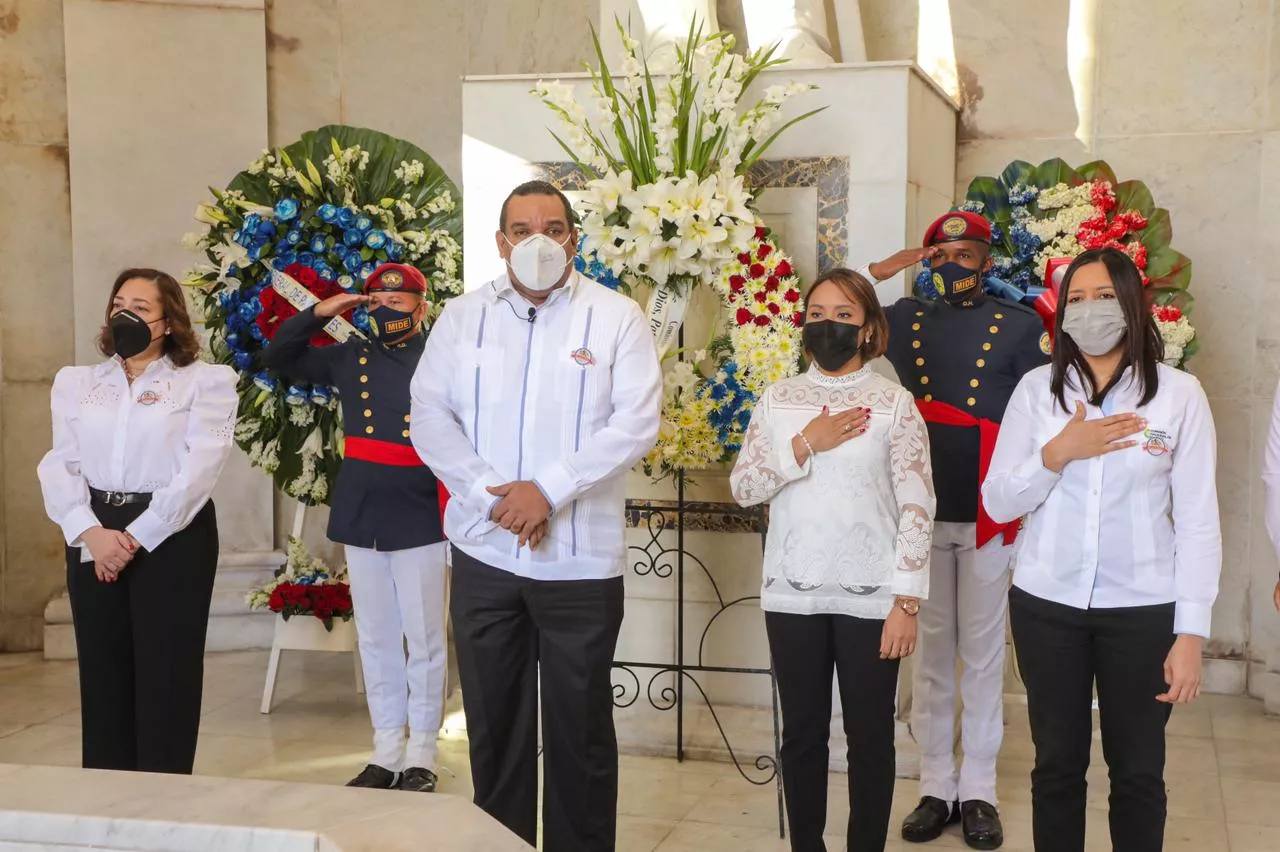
top-left (365, 263), bottom-right (427, 294)
top-left (922, 211), bottom-right (992, 247)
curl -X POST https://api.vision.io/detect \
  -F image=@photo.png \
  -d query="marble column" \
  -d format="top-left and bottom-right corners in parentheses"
top-left (45, 0), bottom-right (280, 658)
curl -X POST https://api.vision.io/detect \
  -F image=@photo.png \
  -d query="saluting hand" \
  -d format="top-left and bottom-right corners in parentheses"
top-left (1041, 401), bottom-right (1145, 473)
top-left (314, 293), bottom-right (368, 318)
top-left (868, 247), bottom-right (939, 282)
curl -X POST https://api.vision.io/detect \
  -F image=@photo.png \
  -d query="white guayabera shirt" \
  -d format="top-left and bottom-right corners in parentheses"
top-left (730, 364), bottom-right (935, 620)
top-left (37, 357), bottom-right (238, 556)
top-left (982, 364), bottom-right (1222, 638)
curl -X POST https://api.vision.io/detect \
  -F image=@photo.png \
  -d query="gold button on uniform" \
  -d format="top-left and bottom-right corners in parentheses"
top-left (994, 312), bottom-right (1005, 320)
top-left (364, 409), bottom-right (372, 418)
top-left (912, 341), bottom-right (922, 349)
top-left (920, 376), bottom-right (930, 385)
top-left (967, 397), bottom-right (977, 407)
top-left (359, 357), bottom-right (368, 365)
top-left (360, 375), bottom-right (369, 384)
top-left (989, 325), bottom-right (999, 334)
top-left (402, 430), bottom-right (411, 438)
top-left (404, 415), bottom-right (411, 423)
top-left (970, 379), bottom-right (980, 388)
top-left (915, 311), bottom-right (924, 317)
top-left (361, 391), bottom-right (370, 399)
top-left (912, 323), bottom-right (921, 331)
top-left (365, 426), bottom-right (374, 434)
top-left (923, 394), bottom-right (933, 402)
top-left (915, 357), bottom-right (925, 367)
top-left (983, 343), bottom-right (992, 351)
top-left (976, 359), bottom-right (986, 368)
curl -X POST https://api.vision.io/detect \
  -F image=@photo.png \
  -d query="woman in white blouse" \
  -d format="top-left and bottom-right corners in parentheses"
top-left (37, 268), bottom-right (238, 775)
top-left (731, 268), bottom-right (934, 852)
top-left (982, 247), bottom-right (1221, 852)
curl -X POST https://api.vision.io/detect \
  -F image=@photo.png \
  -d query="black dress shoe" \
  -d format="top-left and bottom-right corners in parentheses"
top-left (397, 767), bottom-right (438, 793)
top-left (960, 800), bottom-right (1004, 850)
top-left (345, 764), bottom-right (398, 789)
top-left (902, 796), bottom-right (959, 843)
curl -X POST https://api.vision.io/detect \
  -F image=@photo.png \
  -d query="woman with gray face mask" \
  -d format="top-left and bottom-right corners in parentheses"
top-left (980, 247), bottom-right (1222, 852)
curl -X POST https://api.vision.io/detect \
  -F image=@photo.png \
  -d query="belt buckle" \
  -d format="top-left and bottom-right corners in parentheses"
top-left (108, 491), bottom-right (126, 507)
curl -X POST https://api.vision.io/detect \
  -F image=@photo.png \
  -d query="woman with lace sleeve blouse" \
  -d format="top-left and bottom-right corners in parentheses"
top-left (731, 268), bottom-right (935, 852)
top-left (37, 268), bottom-right (237, 776)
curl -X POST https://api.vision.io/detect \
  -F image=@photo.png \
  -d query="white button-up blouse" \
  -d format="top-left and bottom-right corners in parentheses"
top-left (37, 357), bottom-right (238, 553)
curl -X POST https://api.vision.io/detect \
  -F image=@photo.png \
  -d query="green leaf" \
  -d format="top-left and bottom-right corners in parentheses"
top-left (999, 160), bottom-right (1035, 190)
top-left (1145, 247), bottom-right (1192, 291)
top-left (1031, 158), bottom-right (1083, 188)
top-left (1076, 160), bottom-right (1118, 186)
top-left (965, 175), bottom-right (1013, 223)
top-left (1114, 179), bottom-right (1156, 217)
top-left (1136, 207), bottom-right (1173, 251)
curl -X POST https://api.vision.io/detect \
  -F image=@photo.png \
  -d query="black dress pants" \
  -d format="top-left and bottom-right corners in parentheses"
top-left (765, 610), bottom-right (901, 852)
top-left (450, 547), bottom-right (625, 851)
top-left (1009, 586), bottom-right (1176, 852)
top-left (66, 500), bottom-right (219, 775)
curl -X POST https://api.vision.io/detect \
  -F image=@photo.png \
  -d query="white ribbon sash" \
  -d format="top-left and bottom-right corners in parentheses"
top-left (646, 284), bottom-right (690, 358)
top-left (269, 267), bottom-right (362, 342)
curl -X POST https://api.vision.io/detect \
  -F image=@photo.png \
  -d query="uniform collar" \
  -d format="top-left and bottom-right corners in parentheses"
top-left (377, 329), bottom-right (426, 352)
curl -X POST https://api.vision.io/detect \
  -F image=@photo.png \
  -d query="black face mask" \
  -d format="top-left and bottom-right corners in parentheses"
top-left (930, 261), bottom-right (983, 304)
top-left (802, 320), bottom-right (863, 372)
top-left (110, 310), bottom-right (159, 360)
top-left (369, 304), bottom-right (418, 342)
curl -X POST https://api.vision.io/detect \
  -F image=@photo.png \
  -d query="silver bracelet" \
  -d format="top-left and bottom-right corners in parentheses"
top-left (796, 430), bottom-right (815, 458)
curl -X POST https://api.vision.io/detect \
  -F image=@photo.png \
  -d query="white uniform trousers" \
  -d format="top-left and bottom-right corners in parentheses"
top-left (911, 521), bottom-right (1011, 804)
top-left (345, 542), bottom-right (447, 772)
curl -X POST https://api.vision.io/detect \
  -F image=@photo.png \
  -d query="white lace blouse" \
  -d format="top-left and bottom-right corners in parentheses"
top-left (730, 364), bottom-right (935, 619)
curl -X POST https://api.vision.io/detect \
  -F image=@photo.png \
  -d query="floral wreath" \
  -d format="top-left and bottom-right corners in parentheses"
top-left (184, 126), bottom-right (462, 504)
top-left (247, 537), bottom-right (353, 632)
top-left (918, 158), bottom-right (1196, 368)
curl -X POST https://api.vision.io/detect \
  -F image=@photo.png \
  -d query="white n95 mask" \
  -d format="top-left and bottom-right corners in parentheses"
top-left (504, 233), bottom-right (571, 292)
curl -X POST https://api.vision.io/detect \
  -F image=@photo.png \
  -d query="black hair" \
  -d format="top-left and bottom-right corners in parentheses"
top-left (1049, 246), bottom-right (1163, 412)
top-left (499, 180), bottom-right (576, 231)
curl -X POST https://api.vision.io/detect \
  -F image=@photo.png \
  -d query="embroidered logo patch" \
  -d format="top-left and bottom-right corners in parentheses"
top-left (1142, 427), bottom-right (1172, 456)
top-left (383, 316), bottom-right (413, 335)
top-left (380, 270), bottom-right (404, 289)
top-left (571, 347), bottom-right (595, 367)
top-left (941, 216), bottom-right (968, 237)
top-left (1039, 332), bottom-right (1052, 355)
top-left (136, 390), bottom-right (161, 406)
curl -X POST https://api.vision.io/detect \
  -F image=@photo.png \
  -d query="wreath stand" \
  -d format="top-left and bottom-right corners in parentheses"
top-left (259, 503), bottom-right (365, 714)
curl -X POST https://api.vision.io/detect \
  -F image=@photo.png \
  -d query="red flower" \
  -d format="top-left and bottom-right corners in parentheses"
top-left (257, 268), bottom-right (354, 347)
top-left (1089, 181), bottom-right (1117, 213)
top-left (765, 276), bottom-right (780, 292)
top-left (736, 307), bottom-right (753, 326)
top-left (1153, 304), bottom-right (1183, 322)
top-left (784, 289), bottom-right (800, 303)
top-left (753, 291), bottom-right (767, 303)
top-left (749, 263), bottom-right (767, 279)
top-left (737, 252), bottom-right (752, 265)
top-left (286, 263), bottom-right (319, 288)
top-left (729, 275), bottom-right (746, 292)
top-left (753, 315), bottom-right (771, 327)
top-left (775, 260), bottom-right (793, 278)
top-left (767, 303), bottom-right (781, 315)
top-left (791, 311), bottom-right (804, 328)
top-left (268, 587), bottom-right (285, 612)
top-left (754, 226), bottom-right (767, 241)
top-left (757, 243), bottom-right (774, 260)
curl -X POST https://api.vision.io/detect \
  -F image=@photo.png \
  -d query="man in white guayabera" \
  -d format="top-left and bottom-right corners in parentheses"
top-left (410, 181), bottom-right (662, 851)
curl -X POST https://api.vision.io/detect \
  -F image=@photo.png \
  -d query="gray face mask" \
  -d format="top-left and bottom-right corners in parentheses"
top-left (1062, 300), bottom-right (1127, 356)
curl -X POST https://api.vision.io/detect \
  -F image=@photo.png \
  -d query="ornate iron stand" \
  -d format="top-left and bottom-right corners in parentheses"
top-left (615, 475), bottom-right (785, 837)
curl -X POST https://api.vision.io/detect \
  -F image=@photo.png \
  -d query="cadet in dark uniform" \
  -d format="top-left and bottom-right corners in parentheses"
top-left (262, 263), bottom-right (447, 793)
top-left (856, 212), bottom-right (1051, 850)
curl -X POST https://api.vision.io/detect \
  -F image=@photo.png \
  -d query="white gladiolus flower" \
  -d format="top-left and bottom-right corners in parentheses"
top-left (586, 170), bottom-right (633, 213)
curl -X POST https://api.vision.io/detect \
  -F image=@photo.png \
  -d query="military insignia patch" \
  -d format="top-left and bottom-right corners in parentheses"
top-left (571, 347), bottom-right (595, 366)
top-left (952, 273), bottom-right (978, 294)
top-left (931, 272), bottom-right (945, 298)
top-left (383, 316), bottom-right (413, 335)
top-left (941, 216), bottom-right (968, 237)
top-left (1039, 332), bottom-right (1052, 355)
top-left (381, 270), bottom-right (404, 289)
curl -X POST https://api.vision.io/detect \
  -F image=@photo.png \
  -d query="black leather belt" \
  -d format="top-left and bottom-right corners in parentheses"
top-left (89, 488), bottom-right (153, 507)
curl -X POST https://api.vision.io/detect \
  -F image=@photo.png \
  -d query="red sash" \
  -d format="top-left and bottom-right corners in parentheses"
top-left (915, 399), bottom-right (1018, 548)
top-left (343, 436), bottom-right (451, 527)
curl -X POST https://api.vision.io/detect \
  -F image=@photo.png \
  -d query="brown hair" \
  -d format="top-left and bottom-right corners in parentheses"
top-left (98, 268), bottom-right (201, 367)
top-left (803, 268), bottom-right (889, 361)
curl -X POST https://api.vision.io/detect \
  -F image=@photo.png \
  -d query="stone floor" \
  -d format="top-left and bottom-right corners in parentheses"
top-left (0, 650), bottom-right (1277, 851)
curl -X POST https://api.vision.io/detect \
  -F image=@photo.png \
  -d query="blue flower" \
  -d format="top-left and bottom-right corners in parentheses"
top-left (225, 331), bottom-right (242, 350)
top-left (316, 264), bottom-right (336, 282)
top-left (285, 229), bottom-right (303, 246)
top-left (1007, 184), bottom-right (1039, 206)
top-left (249, 324), bottom-right (266, 343)
top-left (359, 263), bottom-right (376, 281)
top-left (243, 213), bottom-right (262, 233)
top-left (285, 385), bottom-right (309, 406)
top-left (337, 208), bottom-right (357, 229)
top-left (298, 252), bottom-right (316, 267)
top-left (343, 229), bottom-right (364, 248)
top-left (310, 236), bottom-right (328, 255)
top-left (237, 297), bottom-right (262, 323)
top-left (276, 250), bottom-right (298, 268)
top-left (365, 230), bottom-right (387, 250)
top-left (253, 371), bottom-right (277, 393)
top-left (318, 204), bottom-right (339, 223)
top-left (386, 241), bottom-right (405, 261)
top-left (274, 198), bottom-right (300, 222)
top-left (233, 351), bottom-right (253, 371)
top-left (248, 243), bottom-right (270, 262)
top-left (256, 218), bottom-right (277, 237)
top-left (227, 264), bottom-right (240, 279)
top-left (217, 291), bottom-right (238, 313)
top-left (354, 215), bottom-right (373, 233)
top-left (310, 386), bottom-right (332, 406)
top-left (343, 252), bottom-right (363, 272)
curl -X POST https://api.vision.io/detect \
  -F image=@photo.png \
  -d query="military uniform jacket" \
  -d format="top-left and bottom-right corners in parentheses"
top-left (262, 307), bottom-right (443, 550)
top-left (884, 295), bottom-right (1049, 524)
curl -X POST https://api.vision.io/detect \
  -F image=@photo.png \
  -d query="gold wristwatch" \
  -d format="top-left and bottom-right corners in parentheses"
top-left (897, 597), bottom-right (920, 616)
